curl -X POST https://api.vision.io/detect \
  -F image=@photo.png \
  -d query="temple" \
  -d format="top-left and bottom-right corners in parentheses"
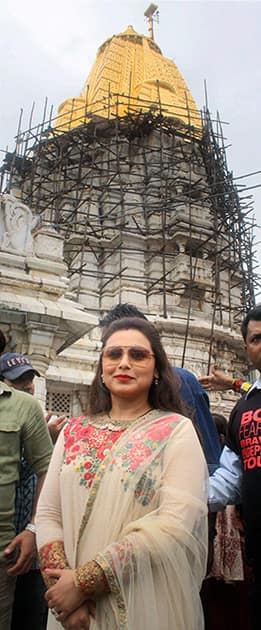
top-left (0, 16), bottom-right (258, 415)
top-left (57, 25), bottom-right (201, 131)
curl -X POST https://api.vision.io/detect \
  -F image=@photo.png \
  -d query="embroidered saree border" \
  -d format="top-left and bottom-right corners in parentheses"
top-left (95, 553), bottom-right (128, 630)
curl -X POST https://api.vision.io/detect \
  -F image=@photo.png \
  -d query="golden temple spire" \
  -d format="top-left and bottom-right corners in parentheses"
top-left (56, 21), bottom-right (201, 132)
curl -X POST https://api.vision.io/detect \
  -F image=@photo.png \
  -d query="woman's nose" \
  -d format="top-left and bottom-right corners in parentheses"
top-left (118, 349), bottom-right (131, 368)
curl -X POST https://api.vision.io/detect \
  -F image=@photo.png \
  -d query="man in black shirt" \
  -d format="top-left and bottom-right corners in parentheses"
top-left (209, 303), bottom-right (261, 629)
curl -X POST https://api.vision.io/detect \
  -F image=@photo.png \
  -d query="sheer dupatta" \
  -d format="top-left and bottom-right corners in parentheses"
top-left (37, 412), bottom-right (208, 630)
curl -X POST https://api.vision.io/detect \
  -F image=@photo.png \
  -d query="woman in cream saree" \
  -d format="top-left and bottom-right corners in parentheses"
top-left (36, 318), bottom-right (208, 630)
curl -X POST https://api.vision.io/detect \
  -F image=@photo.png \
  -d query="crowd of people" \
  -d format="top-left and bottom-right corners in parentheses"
top-left (0, 301), bottom-right (260, 630)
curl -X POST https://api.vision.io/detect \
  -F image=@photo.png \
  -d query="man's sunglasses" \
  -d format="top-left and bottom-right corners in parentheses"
top-left (102, 345), bottom-right (155, 365)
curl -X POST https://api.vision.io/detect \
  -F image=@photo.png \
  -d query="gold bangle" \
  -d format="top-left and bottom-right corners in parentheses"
top-left (73, 560), bottom-right (109, 597)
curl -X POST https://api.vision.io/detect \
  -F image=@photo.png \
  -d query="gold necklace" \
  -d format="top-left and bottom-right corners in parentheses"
top-left (108, 407), bottom-right (153, 423)
top-left (90, 408), bottom-right (154, 431)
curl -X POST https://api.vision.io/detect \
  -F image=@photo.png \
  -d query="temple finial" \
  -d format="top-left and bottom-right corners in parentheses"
top-left (144, 3), bottom-right (159, 41)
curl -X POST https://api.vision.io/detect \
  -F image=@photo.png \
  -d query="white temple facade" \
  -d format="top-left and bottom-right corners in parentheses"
top-left (0, 24), bottom-right (256, 417)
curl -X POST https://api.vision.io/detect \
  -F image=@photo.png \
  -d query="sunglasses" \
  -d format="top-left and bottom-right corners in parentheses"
top-left (102, 345), bottom-right (155, 365)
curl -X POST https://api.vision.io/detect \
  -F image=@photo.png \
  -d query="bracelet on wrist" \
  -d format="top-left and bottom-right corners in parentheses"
top-left (25, 522), bottom-right (36, 535)
top-left (232, 378), bottom-right (243, 393)
top-left (232, 378), bottom-right (251, 394)
top-left (73, 560), bottom-right (110, 596)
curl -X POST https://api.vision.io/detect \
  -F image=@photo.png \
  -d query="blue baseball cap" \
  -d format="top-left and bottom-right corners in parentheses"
top-left (0, 352), bottom-right (40, 381)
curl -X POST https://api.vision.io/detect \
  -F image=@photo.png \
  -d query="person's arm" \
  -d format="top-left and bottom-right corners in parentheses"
top-left (199, 365), bottom-right (251, 394)
top-left (208, 445), bottom-right (243, 512)
top-left (5, 399), bottom-right (52, 576)
top-left (5, 472), bottom-right (47, 576)
top-left (36, 435), bottom-right (97, 625)
top-left (36, 429), bottom-right (70, 588)
top-left (46, 412), bottom-right (68, 444)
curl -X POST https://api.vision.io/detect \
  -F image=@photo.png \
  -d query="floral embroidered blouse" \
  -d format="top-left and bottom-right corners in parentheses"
top-left (64, 416), bottom-right (125, 489)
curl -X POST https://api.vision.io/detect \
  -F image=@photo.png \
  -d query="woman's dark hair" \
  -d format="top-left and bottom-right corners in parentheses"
top-left (88, 317), bottom-right (186, 416)
top-left (99, 303), bottom-right (147, 328)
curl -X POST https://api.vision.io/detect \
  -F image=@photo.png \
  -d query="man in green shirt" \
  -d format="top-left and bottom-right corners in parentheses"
top-left (0, 381), bottom-right (52, 629)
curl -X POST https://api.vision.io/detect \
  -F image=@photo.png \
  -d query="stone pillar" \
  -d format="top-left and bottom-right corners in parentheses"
top-left (33, 376), bottom-right (47, 410)
top-left (25, 321), bottom-right (57, 409)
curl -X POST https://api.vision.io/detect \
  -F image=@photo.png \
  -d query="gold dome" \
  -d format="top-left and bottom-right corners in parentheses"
top-left (56, 25), bottom-right (201, 132)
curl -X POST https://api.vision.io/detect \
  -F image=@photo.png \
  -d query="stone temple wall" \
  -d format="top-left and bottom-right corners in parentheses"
top-left (0, 111), bottom-right (255, 416)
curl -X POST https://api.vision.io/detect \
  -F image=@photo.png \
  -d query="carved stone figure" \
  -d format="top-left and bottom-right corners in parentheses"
top-left (0, 193), bottom-right (37, 254)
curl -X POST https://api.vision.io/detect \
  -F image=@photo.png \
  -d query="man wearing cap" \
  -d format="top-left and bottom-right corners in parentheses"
top-left (0, 352), bottom-right (53, 630)
top-left (1, 352), bottom-right (41, 393)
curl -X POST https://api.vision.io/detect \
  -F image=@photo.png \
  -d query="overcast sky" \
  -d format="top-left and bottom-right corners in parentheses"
top-left (1, 0), bottom-right (260, 293)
